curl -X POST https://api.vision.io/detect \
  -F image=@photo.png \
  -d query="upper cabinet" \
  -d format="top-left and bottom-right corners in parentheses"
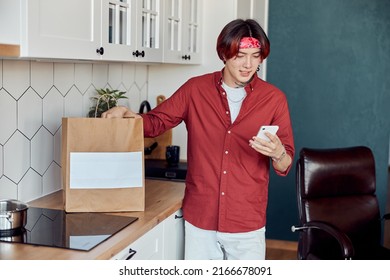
top-left (100, 0), bottom-right (163, 62)
top-left (100, 0), bottom-right (135, 61)
top-left (136, 0), bottom-right (164, 62)
top-left (162, 0), bottom-right (202, 64)
top-left (0, 0), bottom-right (164, 62)
top-left (0, 0), bottom-right (100, 60)
top-left (21, 0), bottom-right (101, 60)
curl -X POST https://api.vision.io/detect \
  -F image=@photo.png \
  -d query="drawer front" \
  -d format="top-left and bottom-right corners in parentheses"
top-left (112, 222), bottom-right (164, 260)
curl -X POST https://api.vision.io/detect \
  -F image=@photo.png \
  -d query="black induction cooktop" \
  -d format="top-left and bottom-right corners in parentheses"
top-left (0, 207), bottom-right (138, 251)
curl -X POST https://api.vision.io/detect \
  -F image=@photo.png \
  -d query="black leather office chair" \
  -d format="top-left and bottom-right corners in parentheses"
top-left (292, 146), bottom-right (390, 260)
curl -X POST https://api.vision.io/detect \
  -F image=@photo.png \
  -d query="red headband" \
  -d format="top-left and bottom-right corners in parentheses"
top-left (239, 37), bottom-right (261, 49)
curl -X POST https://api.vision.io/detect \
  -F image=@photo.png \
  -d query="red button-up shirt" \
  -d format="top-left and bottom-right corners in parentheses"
top-left (142, 70), bottom-right (295, 233)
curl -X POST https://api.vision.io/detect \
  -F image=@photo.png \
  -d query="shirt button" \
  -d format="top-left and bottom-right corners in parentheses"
top-left (221, 192), bottom-right (225, 196)
top-left (225, 150), bottom-right (228, 154)
top-left (223, 171), bottom-right (227, 174)
top-left (226, 111), bottom-right (229, 115)
top-left (228, 131), bottom-right (231, 134)
top-left (222, 92), bottom-right (226, 95)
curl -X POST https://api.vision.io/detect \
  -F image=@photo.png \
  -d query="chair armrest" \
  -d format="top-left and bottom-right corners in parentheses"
top-left (382, 213), bottom-right (390, 220)
top-left (291, 221), bottom-right (354, 259)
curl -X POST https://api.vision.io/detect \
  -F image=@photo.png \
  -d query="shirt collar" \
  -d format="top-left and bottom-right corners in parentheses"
top-left (215, 68), bottom-right (257, 92)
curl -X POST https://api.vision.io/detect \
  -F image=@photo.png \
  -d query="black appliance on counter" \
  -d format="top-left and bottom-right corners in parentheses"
top-left (145, 159), bottom-right (187, 181)
top-left (0, 207), bottom-right (138, 251)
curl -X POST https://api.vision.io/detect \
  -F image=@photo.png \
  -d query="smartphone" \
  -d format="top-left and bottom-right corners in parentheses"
top-left (257, 125), bottom-right (279, 141)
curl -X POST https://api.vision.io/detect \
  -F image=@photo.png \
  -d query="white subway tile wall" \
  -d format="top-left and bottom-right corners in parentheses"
top-left (0, 59), bottom-right (148, 202)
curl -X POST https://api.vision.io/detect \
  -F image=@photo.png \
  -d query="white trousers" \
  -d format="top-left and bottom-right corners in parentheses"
top-left (184, 221), bottom-right (266, 260)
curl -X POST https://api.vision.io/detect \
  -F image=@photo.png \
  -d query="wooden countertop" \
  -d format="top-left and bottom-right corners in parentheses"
top-left (0, 179), bottom-right (185, 260)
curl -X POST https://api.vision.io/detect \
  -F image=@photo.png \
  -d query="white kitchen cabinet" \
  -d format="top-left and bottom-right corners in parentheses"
top-left (98, 0), bottom-right (163, 62)
top-left (0, 0), bottom-right (101, 60)
top-left (112, 209), bottom-right (184, 260)
top-left (113, 220), bottom-right (165, 260)
top-left (133, 0), bottom-right (164, 62)
top-left (0, 0), bottom-right (163, 62)
top-left (162, 0), bottom-right (202, 64)
top-left (99, 0), bottom-right (136, 61)
top-left (162, 208), bottom-right (184, 259)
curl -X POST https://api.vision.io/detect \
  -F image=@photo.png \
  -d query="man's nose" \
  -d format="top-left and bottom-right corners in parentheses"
top-left (243, 56), bottom-right (252, 68)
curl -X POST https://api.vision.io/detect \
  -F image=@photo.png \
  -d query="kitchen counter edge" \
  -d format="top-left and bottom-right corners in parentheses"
top-left (0, 179), bottom-right (185, 260)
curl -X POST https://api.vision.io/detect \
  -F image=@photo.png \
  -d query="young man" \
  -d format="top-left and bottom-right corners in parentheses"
top-left (102, 19), bottom-right (295, 260)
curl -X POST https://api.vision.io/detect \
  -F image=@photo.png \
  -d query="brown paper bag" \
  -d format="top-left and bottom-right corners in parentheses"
top-left (61, 117), bottom-right (145, 213)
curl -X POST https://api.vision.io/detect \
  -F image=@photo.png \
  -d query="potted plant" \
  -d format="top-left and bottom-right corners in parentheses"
top-left (88, 88), bottom-right (128, 117)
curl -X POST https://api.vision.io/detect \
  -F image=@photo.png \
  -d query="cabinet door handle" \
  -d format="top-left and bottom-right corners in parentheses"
top-left (181, 55), bottom-right (191, 60)
top-left (96, 47), bottom-right (104, 55)
top-left (175, 214), bottom-right (183, 219)
top-left (125, 248), bottom-right (137, 260)
top-left (133, 50), bottom-right (145, 57)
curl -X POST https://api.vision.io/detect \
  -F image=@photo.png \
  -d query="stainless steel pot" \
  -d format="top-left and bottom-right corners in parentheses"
top-left (0, 199), bottom-right (28, 231)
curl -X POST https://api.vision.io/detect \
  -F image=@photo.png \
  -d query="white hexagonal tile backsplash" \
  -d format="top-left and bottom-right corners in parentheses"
top-left (64, 86), bottom-right (83, 117)
top-left (0, 60), bottom-right (2, 87)
top-left (75, 63), bottom-right (93, 94)
top-left (0, 59), bottom-right (143, 202)
top-left (31, 126), bottom-right (54, 175)
top-left (18, 88), bottom-right (43, 139)
top-left (43, 87), bottom-right (64, 134)
top-left (3, 60), bottom-right (29, 100)
top-left (31, 61), bottom-right (54, 97)
top-left (0, 176), bottom-right (17, 200)
top-left (4, 130), bottom-right (30, 183)
top-left (0, 89), bottom-right (17, 145)
top-left (0, 144), bottom-right (3, 176)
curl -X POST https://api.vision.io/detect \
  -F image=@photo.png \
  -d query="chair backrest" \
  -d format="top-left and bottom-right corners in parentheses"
top-left (296, 146), bottom-right (382, 259)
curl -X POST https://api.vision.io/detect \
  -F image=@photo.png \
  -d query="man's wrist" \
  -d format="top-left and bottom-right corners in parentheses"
top-left (272, 148), bottom-right (286, 163)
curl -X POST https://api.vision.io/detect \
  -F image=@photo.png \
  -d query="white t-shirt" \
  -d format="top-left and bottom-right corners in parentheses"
top-left (222, 82), bottom-right (247, 123)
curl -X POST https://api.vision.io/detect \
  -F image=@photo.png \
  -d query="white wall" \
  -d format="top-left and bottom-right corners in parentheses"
top-left (148, 0), bottom-right (237, 160)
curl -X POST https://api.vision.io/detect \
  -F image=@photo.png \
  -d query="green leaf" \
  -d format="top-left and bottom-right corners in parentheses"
top-left (87, 88), bottom-right (128, 117)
